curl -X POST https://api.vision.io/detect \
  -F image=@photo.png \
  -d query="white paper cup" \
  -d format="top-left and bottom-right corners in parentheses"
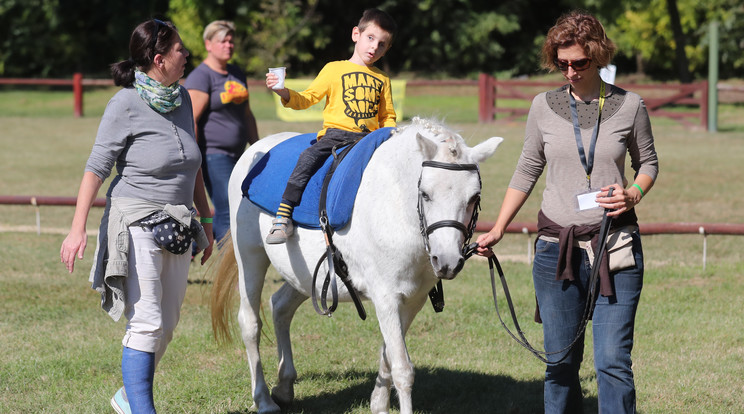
top-left (269, 67), bottom-right (286, 90)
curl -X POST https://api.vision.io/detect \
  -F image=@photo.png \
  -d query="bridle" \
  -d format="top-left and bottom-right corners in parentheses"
top-left (417, 160), bottom-right (482, 312)
top-left (417, 160), bottom-right (481, 256)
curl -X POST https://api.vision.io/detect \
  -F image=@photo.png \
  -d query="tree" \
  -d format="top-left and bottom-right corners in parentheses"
top-left (168, 0), bottom-right (322, 77)
top-left (2, 0), bottom-right (742, 80)
top-left (604, 0), bottom-right (743, 80)
top-left (286, 0), bottom-right (576, 78)
top-left (666, 0), bottom-right (692, 83)
top-left (0, 0), bottom-right (169, 77)
top-left (702, 0), bottom-right (744, 79)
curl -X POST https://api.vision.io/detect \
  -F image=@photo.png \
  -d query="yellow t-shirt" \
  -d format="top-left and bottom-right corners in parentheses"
top-left (283, 60), bottom-right (397, 138)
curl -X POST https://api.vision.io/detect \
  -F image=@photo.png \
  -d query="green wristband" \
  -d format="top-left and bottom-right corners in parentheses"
top-left (200, 217), bottom-right (213, 224)
top-left (632, 183), bottom-right (645, 198)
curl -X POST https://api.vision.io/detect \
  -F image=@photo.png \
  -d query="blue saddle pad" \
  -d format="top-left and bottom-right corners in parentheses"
top-left (242, 127), bottom-right (395, 229)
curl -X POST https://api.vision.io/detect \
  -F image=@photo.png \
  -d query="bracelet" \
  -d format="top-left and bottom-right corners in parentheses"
top-left (200, 217), bottom-right (213, 224)
top-left (632, 183), bottom-right (645, 198)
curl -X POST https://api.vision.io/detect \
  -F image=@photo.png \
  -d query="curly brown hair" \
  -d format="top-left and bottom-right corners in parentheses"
top-left (540, 10), bottom-right (616, 72)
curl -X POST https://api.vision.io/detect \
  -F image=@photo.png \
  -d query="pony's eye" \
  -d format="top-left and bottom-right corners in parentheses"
top-left (420, 192), bottom-right (430, 201)
top-left (469, 193), bottom-right (481, 205)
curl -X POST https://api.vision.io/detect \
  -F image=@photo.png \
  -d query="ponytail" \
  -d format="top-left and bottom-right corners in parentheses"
top-left (110, 19), bottom-right (178, 88)
top-left (110, 58), bottom-right (137, 87)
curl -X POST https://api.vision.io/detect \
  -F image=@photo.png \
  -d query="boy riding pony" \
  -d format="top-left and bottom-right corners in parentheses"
top-left (264, 8), bottom-right (398, 244)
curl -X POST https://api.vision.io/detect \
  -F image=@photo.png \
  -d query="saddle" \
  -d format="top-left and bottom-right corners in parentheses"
top-left (242, 127), bottom-right (395, 229)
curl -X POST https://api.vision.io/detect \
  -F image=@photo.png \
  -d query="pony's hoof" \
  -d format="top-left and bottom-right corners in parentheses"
top-left (271, 388), bottom-right (294, 409)
top-left (253, 396), bottom-right (282, 414)
top-left (371, 386), bottom-right (391, 414)
top-left (370, 398), bottom-right (390, 414)
top-left (257, 404), bottom-right (282, 414)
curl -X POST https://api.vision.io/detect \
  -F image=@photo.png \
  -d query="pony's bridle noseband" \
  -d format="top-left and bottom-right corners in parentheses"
top-left (417, 160), bottom-right (482, 256)
top-left (417, 160), bottom-right (481, 313)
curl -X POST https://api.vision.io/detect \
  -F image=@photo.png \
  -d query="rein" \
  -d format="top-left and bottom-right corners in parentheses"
top-left (312, 139), bottom-right (368, 320)
top-left (418, 160), bottom-right (481, 312)
top-left (471, 188), bottom-right (616, 365)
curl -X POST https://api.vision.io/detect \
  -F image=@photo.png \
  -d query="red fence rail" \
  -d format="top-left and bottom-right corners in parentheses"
top-left (1, 195), bottom-right (741, 269)
top-left (3, 195), bottom-right (742, 236)
top-left (474, 220), bottom-right (742, 270)
top-left (474, 221), bottom-right (744, 236)
top-left (0, 195), bottom-right (106, 207)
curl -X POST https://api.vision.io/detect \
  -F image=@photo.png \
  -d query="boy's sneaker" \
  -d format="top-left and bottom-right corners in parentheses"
top-left (266, 217), bottom-right (294, 244)
top-left (111, 387), bottom-right (131, 414)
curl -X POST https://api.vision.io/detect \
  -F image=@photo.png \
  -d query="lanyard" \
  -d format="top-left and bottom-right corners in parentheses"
top-left (569, 81), bottom-right (605, 188)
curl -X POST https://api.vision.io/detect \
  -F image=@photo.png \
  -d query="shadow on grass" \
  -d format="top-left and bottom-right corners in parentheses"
top-left (227, 366), bottom-right (599, 413)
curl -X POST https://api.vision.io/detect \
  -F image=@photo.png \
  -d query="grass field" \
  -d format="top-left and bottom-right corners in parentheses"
top-left (1, 85), bottom-right (744, 413)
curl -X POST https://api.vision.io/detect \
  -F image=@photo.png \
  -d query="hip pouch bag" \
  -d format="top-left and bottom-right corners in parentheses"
top-left (139, 211), bottom-right (195, 255)
top-left (607, 227), bottom-right (636, 272)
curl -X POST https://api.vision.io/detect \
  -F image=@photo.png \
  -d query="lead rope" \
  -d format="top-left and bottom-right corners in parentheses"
top-left (466, 188), bottom-right (615, 365)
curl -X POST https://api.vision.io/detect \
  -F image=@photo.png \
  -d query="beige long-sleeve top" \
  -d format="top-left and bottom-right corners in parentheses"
top-left (509, 84), bottom-right (659, 227)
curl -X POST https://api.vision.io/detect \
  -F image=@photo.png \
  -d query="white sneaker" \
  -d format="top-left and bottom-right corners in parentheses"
top-left (110, 387), bottom-right (131, 414)
top-left (266, 217), bottom-right (294, 244)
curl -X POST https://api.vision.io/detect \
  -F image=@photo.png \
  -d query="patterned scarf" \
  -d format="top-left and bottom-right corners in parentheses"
top-left (134, 69), bottom-right (182, 113)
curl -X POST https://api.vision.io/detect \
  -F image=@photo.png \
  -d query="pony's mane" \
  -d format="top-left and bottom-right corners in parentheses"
top-left (407, 116), bottom-right (465, 162)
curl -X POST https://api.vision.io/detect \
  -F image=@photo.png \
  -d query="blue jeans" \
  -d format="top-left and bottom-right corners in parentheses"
top-left (202, 153), bottom-right (238, 243)
top-left (533, 231), bottom-right (644, 414)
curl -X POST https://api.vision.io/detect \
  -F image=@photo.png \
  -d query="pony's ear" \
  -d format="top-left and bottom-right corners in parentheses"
top-left (470, 137), bottom-right (504, 163)
top-left (416, 133), bottom-right (438, 161)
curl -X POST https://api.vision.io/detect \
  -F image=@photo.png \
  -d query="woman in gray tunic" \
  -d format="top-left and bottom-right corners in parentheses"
top-left (60, 19), bottom-right (214, 414)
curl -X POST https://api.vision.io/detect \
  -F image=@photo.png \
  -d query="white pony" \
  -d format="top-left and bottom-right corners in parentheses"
top-left (211, 117), bottom-right (503, 414)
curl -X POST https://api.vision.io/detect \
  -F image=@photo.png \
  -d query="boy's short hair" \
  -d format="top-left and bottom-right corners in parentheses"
top-left (203, 20), bottom-right (235, 42)
top-left (358, 8), bottom-right (397, 40)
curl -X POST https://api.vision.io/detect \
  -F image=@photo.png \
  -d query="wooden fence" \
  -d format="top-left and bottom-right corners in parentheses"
top-left (477, 73), bottom-right (709, 128)
top-left (0, 74), bottom-right (113, 117)
top-left (1, 73), bottom-right (715, 127)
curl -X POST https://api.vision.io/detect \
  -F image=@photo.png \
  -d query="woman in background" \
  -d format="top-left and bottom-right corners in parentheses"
top-left (185, 20), bottom-right (259, 243)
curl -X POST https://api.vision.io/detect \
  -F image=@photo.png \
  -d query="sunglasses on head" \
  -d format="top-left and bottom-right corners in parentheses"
top-left (149, 19), bottom-right (167, 51)
top-left (554, 58), bottom-right (592, 72)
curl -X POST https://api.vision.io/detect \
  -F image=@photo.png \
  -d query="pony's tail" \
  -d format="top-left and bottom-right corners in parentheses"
top-left (210, 230), bottom-right (239, 345)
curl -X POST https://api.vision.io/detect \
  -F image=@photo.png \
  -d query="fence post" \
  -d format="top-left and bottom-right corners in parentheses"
top-left (701, 81), bottom-right (709, 130)
top-left (699, 226), bottom-right (707, 271)
top-left (707, 21), bottom-right (719, 133)
top-left (478, 73), bottom-right (495, 123)
top-left (73, 72), bottom-right (83, 118)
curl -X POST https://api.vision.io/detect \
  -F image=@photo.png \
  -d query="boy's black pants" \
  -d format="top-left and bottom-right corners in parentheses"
top-left (281, 128), bottom-right (368, 206)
